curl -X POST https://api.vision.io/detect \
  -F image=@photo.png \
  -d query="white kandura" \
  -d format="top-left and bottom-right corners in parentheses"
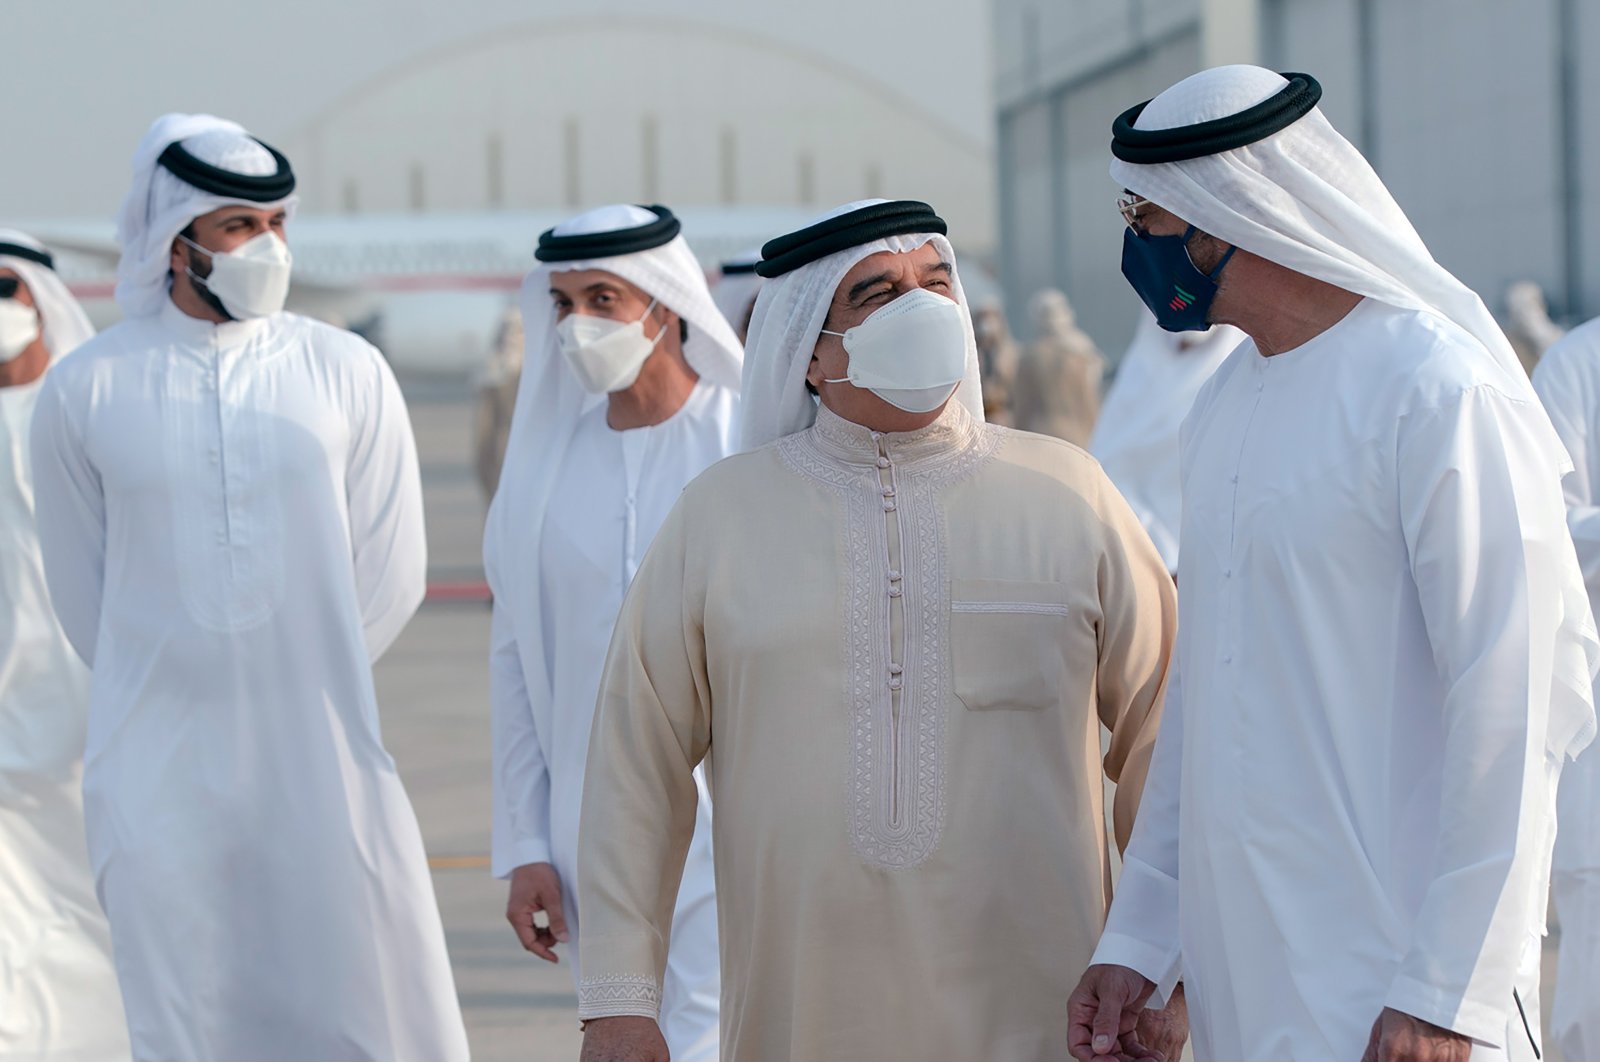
top-left (1095, 298), bottom-right (1597, 1060)
top-left (1531, 319), bottom-right (1600, 1062)
top-left (1090, 312), bottom-right (1244, 571)
top-left (484, 203), bottom-right (742, 1060)
top-left (29, 297), bottom-right (467, 1061)
top-left (0, 232), bottom-right (128, 1059)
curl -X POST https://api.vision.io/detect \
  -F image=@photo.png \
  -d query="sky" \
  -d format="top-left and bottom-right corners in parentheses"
top-left (5, 0), bottom-right (993, 222)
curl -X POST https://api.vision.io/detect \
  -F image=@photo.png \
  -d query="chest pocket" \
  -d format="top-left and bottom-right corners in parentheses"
top-left (950, 578), bottom-right (1075, 711)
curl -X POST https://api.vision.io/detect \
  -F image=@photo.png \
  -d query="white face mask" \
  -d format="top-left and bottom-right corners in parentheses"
top-left (555, 298), bottom-right (666, 394)
top-left (821, 287), bottom-right (969, 413)
top-left (183, 231), bottom-right (293, 320)
top-left (0, 299), bottom-right (41, 363)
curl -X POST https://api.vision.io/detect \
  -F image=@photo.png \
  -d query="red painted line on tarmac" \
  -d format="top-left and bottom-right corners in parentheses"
top-left (426, 580), bottom-right (491, 602)
top-left (66, 281), bottom-right (117, 299)
top-left (360, 273), bottom-right (523, 293)
top-left (429, 854), bottom-right (491, 869)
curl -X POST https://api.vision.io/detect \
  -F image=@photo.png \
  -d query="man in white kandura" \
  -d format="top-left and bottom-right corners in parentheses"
top-left (1067, 67), bottom-right (1598, 1062)
top-left (575, 199), bottom-right (1182, 1062)
top-left (0, 232), bottom-right (130, 1060)
top-left (485, 204), bottom-right (737, 1060)
top-left (1090, 311), bottom-right (1243, 573)
top-left (1530, 318), bottom-right (1600, 1062)
top-left (28, 113), bottom-right (467, 1061)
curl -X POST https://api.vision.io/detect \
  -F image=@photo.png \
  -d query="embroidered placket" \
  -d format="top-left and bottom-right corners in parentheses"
top-left (778, 409), bottom-right (1002, 870)
top-left (874, 431), bottom-right (907, 826)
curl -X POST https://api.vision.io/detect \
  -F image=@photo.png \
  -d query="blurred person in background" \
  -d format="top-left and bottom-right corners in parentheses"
top-left (1013, 288), bottom-right (1105, 445)
top-left (1506, 281), bottom-right (1565, 376)
top-left (1090, 310), bottom-right (1243, 573)
top-left (484, 204), bottom-right (741, 1062)
top-left (0, 231), bottom-right (129, 1060)
top-left (971, 297), bottom-right (1020, 425)
top-left (475, 301), bottom-right (524, 504)
top-left (28, 113), bottom-right (465, 1062)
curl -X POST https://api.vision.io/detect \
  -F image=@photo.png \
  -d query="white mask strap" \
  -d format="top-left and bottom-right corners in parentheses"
top-left (179, 233), bottom-right (220, 259)
top-left (819, 322), bottom-right (846, 379)
top-left (639, 297), bottom-right (666, 345)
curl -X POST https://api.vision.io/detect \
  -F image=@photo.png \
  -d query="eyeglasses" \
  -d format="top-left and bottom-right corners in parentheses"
top-left (1117, 193), bottom-right (1156, 232)
top-left (0, 278), bottom-right (18, 299)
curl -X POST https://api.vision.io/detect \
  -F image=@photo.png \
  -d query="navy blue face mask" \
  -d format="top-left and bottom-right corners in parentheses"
top-left (1121, 225), bottom-right (1236, 332)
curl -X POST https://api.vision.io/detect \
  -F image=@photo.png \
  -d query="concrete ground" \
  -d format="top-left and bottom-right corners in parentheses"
top-left (380, 376), bottom-right (584, 1060)
top-left (382, 375), bottom-right (1568, 1062)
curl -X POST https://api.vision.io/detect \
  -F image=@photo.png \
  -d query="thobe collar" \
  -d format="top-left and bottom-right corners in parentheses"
top-left (1249, 296), bottom-right (1374, 377)
top-left (809, 399), bottom-right (981, 470)
top-left (158, 292), bottom-right (274, 350)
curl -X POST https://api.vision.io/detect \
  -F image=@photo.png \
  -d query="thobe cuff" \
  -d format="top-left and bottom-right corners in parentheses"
top-left (1091, 856), bottom-right (1182, 1002)
top-left (577, 933), bottom-right (667, 1021)
top-left (1383, 974), bottom-right (1506, 1049)
top-left (490, 836), bottom-right (553, 881)
top-left (575, 977), bottom-right (663, 1022)
top-left (1090, 933), bottom-right (1182, 1007)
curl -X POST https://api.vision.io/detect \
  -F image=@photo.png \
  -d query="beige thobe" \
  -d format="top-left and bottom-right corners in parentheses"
top-left (576, 401), bottom-right (1175, 1061)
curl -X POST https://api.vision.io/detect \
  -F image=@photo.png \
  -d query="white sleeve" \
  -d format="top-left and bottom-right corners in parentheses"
top-left (346, 351), bottom-right (426, 662)
top-left (489, 604), bottom-right (553, 877)
top-left (1533, 345), bottom-right (1600, 594)
top-left (1552, 738), bottom-right (1600, 1060)
top-left (1386, 386), bottom-right (1592, 1046)
top-left (1090, 658), bottom-right (1183, 1003)
top-left (28, 375), bottom-right (106, 666)
top-left (1532, 343), bottom-right (1600, 1060)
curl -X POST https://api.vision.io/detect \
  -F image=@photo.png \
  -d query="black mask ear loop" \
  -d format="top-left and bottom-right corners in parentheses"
top-left (1184, 225), bottom-right (1237, 281)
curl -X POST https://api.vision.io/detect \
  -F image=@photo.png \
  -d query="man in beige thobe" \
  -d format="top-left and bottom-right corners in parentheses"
top-left (575, 199), bottom-right (1181, 1062)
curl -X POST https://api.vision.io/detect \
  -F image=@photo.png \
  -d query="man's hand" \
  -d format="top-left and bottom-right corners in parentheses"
top-left (580, 1016), bottom-right (669, 1061)
top-left (1360, 1008), bottom-right (1472, 1062)
top-left (1133, 983), bottom-right (1188, 1061)
top-left (505, 862), bottom-right (569, 963)
top-left (1068, 963), bottom-right (1162, 1060)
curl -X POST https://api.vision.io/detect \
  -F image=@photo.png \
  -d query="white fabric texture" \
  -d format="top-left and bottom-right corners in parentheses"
top-left (0, 242), bottom-right (129, 1059)
top-left (504, 385), bottom-right (732, 1059)
top-left (1530, 318), bottom-right (1600, 1062)
top-left (712, 249), bottom-right (763, 334)
top-left (114, 113), bottom-right (298, 319)
top-left (1093, 299), bottom-right (1597, 1059)
top-left (738, 198), bottom-right (984, 450)
top-left (28, 300), bottom-right (466, 1060)
top-left (1090, 312), bottom-right (1243, 570)
top-left (483, 204), bottom-right (740, 1057)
